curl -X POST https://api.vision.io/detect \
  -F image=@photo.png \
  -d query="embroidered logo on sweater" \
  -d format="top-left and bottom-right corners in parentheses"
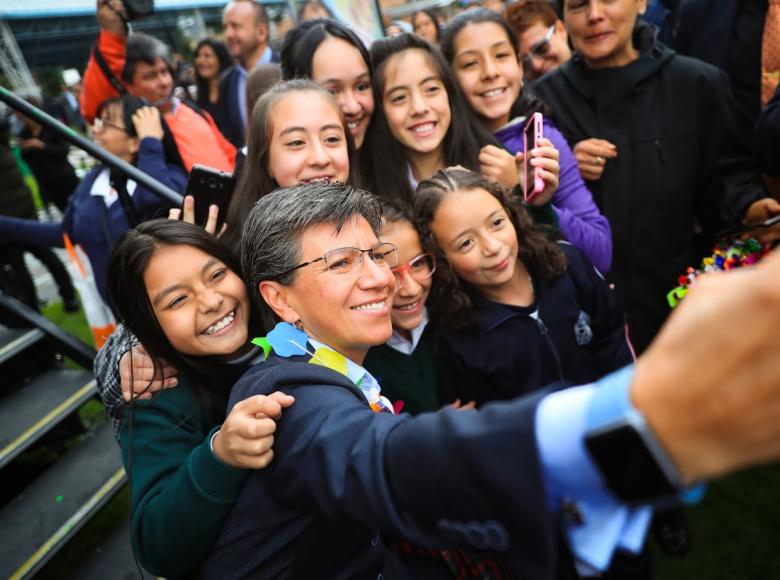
top-left (574, 311), bottom-right (593, 346)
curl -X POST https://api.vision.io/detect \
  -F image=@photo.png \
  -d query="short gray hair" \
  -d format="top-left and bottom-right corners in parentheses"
top-left (240, 182), bottom-right (383, 314)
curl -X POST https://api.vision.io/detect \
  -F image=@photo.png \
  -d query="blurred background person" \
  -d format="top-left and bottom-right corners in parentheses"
top-left (0, 108), bottom-right (78, 312)
top-left (58, 69), bottom-right (87, 133)
top-left (17, 97), bottom-right (80, 213)
top-left (218, 0), bottom-right (279, 147)
top-left (482, 0), bottom-right (506, 13)
top-left (298, 1), bottom-right (333, 21)
top-left (412, 9), bottom-right (441, 45)
top-left (193, 38), bottom-right (233, 121)
top-left (506, 0), bottom-right (572, 81)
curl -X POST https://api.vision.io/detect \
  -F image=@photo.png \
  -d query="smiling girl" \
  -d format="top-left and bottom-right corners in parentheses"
top-left (281, 19), bottom-right (374, 149)
top-left (441, 9), bottom-right (612, 273)
top-left (364, 33), bottom-right (552, 203)
top-left (415, 167), bottom-right (632, 406)
top-left (222, 79), bottom-right (360, 251)
top-left (363, 199), bottom-right (440, 415)
top-left (107, 219), bottom-right (293, 577)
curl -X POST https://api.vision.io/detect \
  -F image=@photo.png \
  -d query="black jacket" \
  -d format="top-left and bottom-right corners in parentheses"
top-left (438, 243), bottom-right (633, 407)
top-left (203, 355), bottom-right (555, 579)
top-left (534, 39), bottom-right (765, 353)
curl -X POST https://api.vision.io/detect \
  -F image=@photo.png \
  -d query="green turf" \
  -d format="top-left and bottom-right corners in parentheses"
top-left (653, 463), bottom-right (780, 578)
top-left (41, 298), bottom-right (94, 347)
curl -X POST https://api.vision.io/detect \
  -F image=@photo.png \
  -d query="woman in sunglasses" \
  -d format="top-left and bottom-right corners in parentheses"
top-left (506, 0), bottom-right (572, 81)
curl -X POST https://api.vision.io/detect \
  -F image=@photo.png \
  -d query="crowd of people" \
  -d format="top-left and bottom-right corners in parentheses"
top-left (4, 0), bottom-right (780, 578)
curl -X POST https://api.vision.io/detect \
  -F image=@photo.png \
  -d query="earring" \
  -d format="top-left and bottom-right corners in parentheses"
top-left (292, 319), bottom-right (303, 330)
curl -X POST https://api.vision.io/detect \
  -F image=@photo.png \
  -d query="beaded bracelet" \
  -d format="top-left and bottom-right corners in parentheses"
top-left (667, 238), bottom-right (770, 308)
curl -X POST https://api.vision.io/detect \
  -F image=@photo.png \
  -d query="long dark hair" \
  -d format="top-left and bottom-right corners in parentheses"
top-left (440, 9), bottom-right (551, 124)
top-left (414, 167), bottom-right (566, 331)
top-left (107, 219), bottom-right (263, 392)
top-left (222, 79), bottom-right (361, 252)
top-left (280, 18), bottom-right (370, 81)
top-left (193, 38), bottom-right (232, 109)
top-left (364, 33), bottom-right (500, 202)
top-left (412, 9), bottom-right (441, 43)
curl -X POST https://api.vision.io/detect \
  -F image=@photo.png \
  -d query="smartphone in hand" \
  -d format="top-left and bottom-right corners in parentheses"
top-left (523, 112), bottom-right (545, 203)
top-left (182, 165), bottom-right (236, 231)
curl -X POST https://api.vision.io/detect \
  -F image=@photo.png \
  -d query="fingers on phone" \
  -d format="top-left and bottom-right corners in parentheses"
top-left (205, 204), bottom-right (220, 235)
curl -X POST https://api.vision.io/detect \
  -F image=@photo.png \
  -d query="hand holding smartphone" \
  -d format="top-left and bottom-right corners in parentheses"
top-left (523, 112), bottom-right (545, 203)
top-left (182, 165), bottom-right (236, 232)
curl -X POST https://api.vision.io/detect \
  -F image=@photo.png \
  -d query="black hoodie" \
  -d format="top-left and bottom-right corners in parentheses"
top-left (534, 31), bottom-right (765, 353)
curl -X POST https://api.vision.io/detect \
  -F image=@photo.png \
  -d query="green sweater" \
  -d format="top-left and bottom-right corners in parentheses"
top-left (119, 380), bottom-right (248, 579)
top-left (363, 325), bottom-right (440, 415)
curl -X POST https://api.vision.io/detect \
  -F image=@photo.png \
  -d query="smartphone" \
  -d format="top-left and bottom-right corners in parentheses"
top-left (523, 112), bottom-right (545, 203)
top-left (714, 213), bottom-right (780, 239)
top-left (182, 165), bottom-right (236, 231)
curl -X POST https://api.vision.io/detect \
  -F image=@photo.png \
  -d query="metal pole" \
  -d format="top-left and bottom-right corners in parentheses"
top-left (0, 85), bottom-right (182, 206)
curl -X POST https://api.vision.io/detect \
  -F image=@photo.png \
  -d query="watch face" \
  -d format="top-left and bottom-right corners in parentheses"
top-left (585, 422), bottom-right (677, 503)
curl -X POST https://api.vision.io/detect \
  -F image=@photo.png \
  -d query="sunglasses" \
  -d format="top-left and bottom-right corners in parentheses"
top-left (522, 24), bottom-right (556, 69)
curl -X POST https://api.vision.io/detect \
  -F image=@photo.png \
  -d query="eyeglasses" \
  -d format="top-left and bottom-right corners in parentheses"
top-left (390, 253), bottom-right (435, 292)
top-left (278, 242), bottom-right (398, 277)
top-left (92, 117), bottom-right (128, 133)
top-left (522, 24), bottom-right (556, 69)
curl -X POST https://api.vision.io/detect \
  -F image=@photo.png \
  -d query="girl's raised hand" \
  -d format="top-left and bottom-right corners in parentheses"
top-left (168, 195), bottom-right (226, 237)
top-left (132, 106), bottom-right (164, 141)
top-left (479, 144), bottom-right (519, 192)
top-left (211, 392), bottom-right (296, 469)
top-left (522, 136), bottom-right (560, 206)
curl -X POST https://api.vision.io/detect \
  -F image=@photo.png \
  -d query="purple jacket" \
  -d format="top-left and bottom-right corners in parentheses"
top-left (496, 118), bottom-right (613, 273)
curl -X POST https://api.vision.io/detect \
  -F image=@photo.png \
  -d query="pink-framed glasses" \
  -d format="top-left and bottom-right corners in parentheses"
top-left (390, 252), bottom-right (436, 292)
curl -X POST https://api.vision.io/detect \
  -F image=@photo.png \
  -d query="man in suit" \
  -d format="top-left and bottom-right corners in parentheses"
top-left (217, 0), bottom-right (280, 147)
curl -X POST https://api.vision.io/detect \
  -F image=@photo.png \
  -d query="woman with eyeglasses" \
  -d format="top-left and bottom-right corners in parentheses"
top-left (506, 0), bottom-right (572, 81)
top-left (532, 0), bottom-right (780, 354)
top-left (0, 94), bottom-right (186, 305)
top-left (199, 180), bottom-right (553, 577)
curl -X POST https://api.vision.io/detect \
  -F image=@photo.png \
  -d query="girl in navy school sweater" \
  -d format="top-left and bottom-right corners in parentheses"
top-left (0, 95), bottom-right (185, 304)
top-left (414, 167), bottom-right (634, 407)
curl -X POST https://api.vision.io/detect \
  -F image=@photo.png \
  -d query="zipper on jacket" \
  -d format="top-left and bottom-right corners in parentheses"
top-left (532, 314), bottom-right (565, 381)
top-left (654, 139), bottom-right (665, 164)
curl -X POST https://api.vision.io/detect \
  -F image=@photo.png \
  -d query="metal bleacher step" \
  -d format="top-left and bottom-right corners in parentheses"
top-left (0, 369), bottom-right (96, 469)
top-left (0, 422), bottom-right (126, 579)
top-left (72, 514), bottom-right (151, 580)
top-left (0, 325), bottom-right (45, 366)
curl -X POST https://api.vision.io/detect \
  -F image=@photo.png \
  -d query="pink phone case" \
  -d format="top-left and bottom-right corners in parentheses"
top-left (523, 112), bottom-right (544, 203)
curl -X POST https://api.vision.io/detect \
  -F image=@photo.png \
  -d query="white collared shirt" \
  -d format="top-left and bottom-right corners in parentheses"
top-left (90, 168), bottom-right (138, 208)
top-left (385, 309), bottom-right (429, 355)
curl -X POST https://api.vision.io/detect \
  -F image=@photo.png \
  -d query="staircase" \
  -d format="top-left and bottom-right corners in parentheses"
top-left (0, 291), bottom-right (131, 578)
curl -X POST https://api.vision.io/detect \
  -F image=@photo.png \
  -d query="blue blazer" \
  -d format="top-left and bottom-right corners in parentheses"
top-left (216, 49), bottom-right (280, 148)
top-left (202, 356), bottom-right (556, 579)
